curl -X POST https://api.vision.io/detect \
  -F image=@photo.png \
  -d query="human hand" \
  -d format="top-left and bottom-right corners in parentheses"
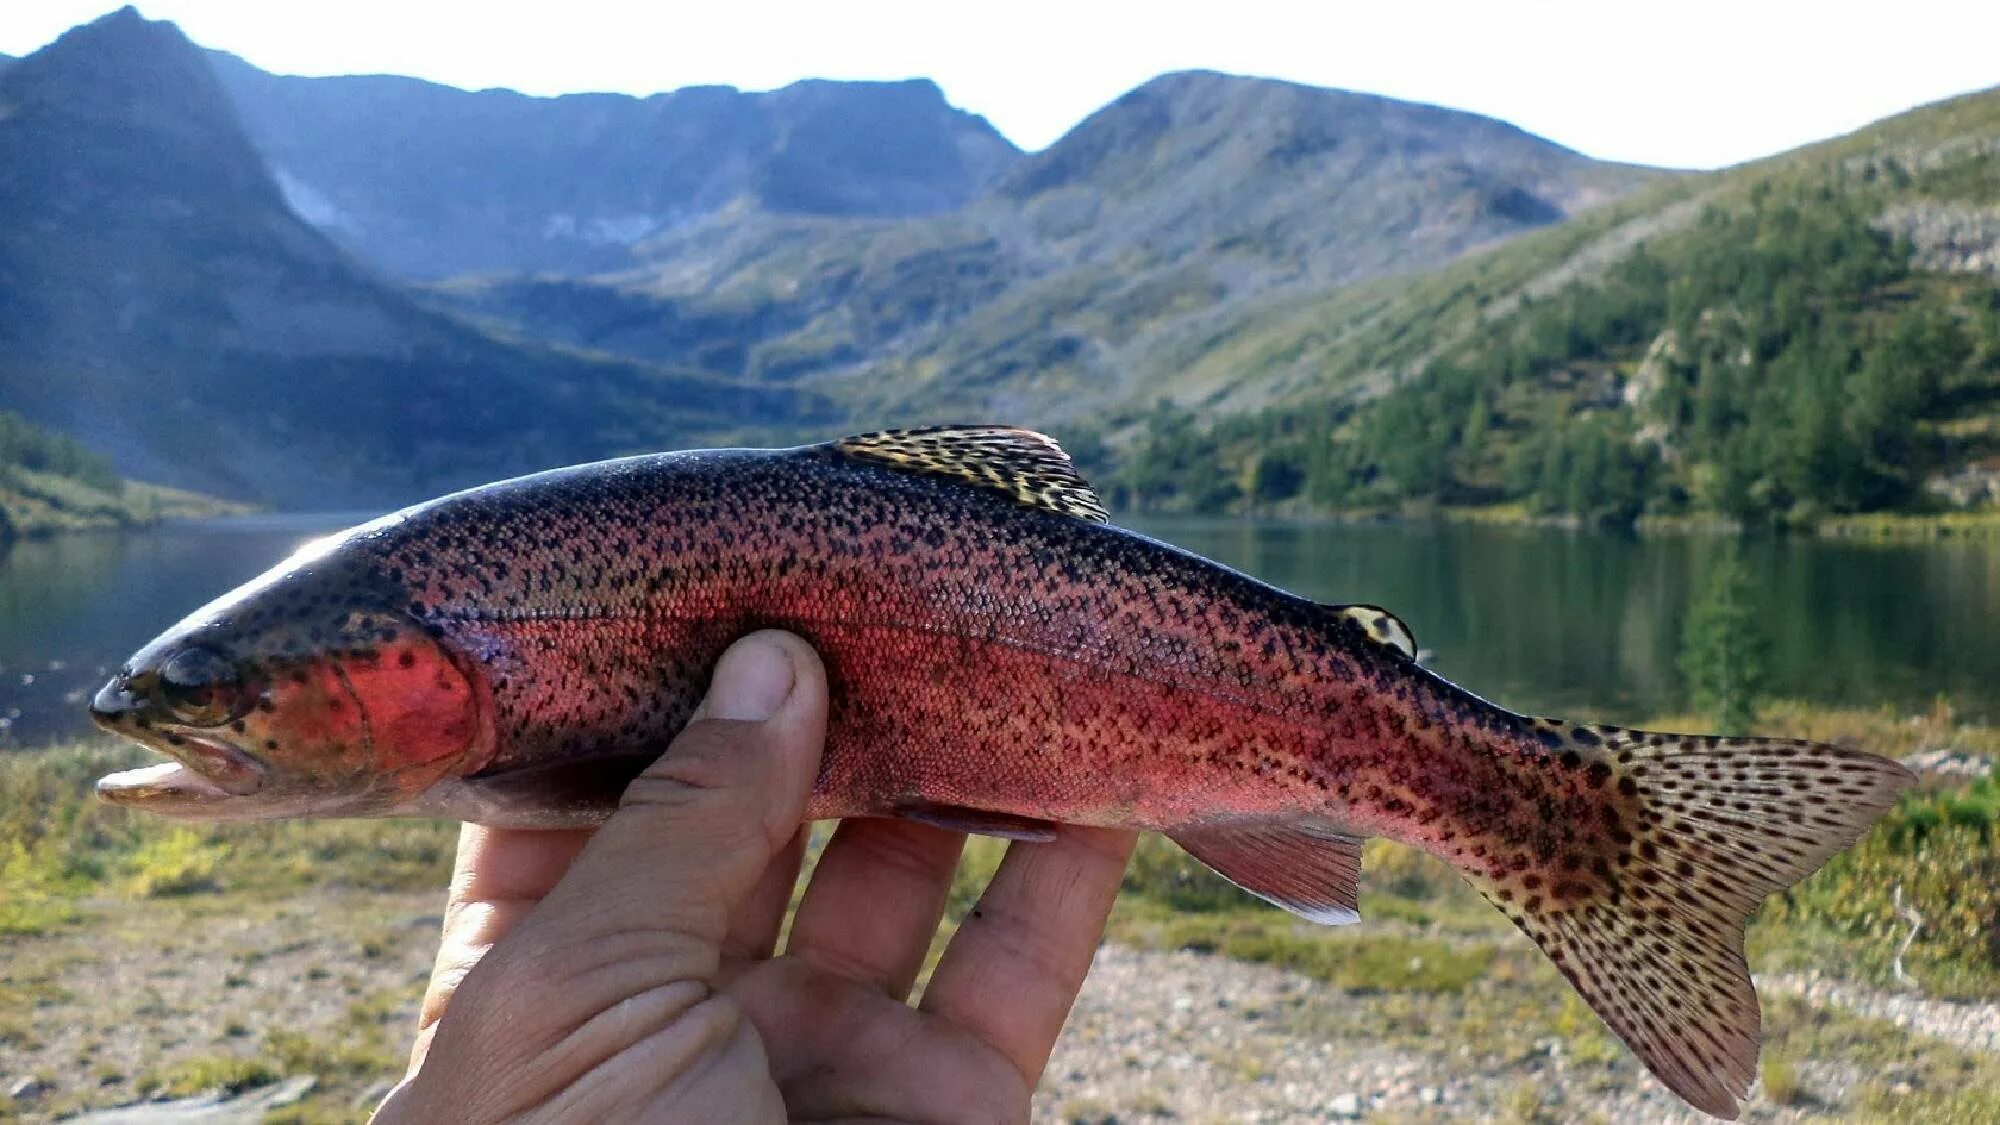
top-left (374, 630), bottom-right (1138, 1124)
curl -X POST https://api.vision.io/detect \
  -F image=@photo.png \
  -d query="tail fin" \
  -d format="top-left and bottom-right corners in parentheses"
top-left (1464, 723), bottom-right (1911, 1119)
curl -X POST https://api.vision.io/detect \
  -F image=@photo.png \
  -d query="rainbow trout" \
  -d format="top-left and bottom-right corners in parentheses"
top-left (89, 427), bottom-right (1909, 1118)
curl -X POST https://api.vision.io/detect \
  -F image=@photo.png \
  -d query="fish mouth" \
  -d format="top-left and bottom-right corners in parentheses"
top-left (96, 733), bottom-right (267, 810)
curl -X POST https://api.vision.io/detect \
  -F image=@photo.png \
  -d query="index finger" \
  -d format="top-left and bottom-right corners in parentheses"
top-left (411, 824), bottom-right (592, 1067)
top-left (449, 823), bottom-right (595, 915)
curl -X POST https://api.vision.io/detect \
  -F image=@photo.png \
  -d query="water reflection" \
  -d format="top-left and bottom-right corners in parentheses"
top-left (0, 514), bottom-right (370, 746)
top-left (1128, 518), bottom-right (2000, 725)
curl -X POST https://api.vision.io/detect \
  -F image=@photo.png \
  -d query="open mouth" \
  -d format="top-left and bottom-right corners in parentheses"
top-left (97, 733), bottom-right (266, 807)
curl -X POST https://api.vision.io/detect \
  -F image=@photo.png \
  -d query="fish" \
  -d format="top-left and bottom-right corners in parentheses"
top-left (88, 425), bottom-right (1911, 1118)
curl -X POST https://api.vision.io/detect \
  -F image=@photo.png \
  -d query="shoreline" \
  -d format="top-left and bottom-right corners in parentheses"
top-left (1121, 502), bottom-right (2000, 541)
top-left (0, 470), bottom-right (255, 541)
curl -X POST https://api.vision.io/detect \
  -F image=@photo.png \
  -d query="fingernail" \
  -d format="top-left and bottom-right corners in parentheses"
top-left (703, 634), bottom-right (796, 721)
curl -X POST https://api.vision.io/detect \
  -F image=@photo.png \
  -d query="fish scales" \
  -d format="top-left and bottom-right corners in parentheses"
top-left (379, 448), bottom-right (1551, 847)
top-left (88, 426), bottom-right (1913, 1120)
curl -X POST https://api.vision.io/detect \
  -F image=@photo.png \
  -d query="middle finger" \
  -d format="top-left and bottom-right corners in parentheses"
top-left (784, 817), bottom-right (966, 999)
top-left (721, 824), bottom-right (809, 961)
top-left (411, 824), bottom-right (593, 1070)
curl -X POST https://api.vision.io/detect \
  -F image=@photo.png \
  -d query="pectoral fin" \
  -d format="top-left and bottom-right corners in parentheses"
top-left (428, 753), bottom-right (657, 829)
top-left (890, 800), bottom-right (1061, 841)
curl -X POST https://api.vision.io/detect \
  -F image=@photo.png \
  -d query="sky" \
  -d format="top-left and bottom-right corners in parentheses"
top-left (4, 1), bottom-right (1998, 169)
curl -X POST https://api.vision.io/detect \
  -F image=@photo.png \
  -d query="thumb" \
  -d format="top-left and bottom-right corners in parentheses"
top-left (535, 629), bottom-right (829, 950)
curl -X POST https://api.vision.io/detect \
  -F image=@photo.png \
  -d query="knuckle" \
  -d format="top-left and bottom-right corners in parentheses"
top-left (630, 720), bottom-right (760, 795)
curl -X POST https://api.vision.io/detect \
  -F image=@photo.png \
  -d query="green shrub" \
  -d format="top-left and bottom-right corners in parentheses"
top-left (1760, 1050), bottom-right (1805, 1106)
top-left (122, 828), bottom-right (231, 897)
top-left (1146, 911), bottom-right (1494, 993)
top-left (0, 839), bottom-right (81, 934)
top-left (1760, 778), bottom-right (2000, 997)
top-left (138, 1054), bottom-right (277, 1098)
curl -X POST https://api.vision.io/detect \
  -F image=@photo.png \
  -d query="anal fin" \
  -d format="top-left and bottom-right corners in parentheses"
top-left (1169, 818), bottom-right (1364, 925)
top-left (890, 800), bottom-right (1060, 842)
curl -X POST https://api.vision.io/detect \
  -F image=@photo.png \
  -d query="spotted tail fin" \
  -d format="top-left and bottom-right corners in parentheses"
top-left (1465, 726), bottom-right (1911, 1119)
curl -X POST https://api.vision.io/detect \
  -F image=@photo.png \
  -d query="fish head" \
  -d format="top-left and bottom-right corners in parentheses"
top-left (89, 531), bottom-right (490, 819)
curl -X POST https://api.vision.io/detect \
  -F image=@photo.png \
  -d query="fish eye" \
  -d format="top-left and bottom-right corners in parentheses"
top-left (157, 647), bottom-right (245, 728)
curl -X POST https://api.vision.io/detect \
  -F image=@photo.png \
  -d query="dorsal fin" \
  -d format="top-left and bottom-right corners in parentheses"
top-left (831, 426), bottom-right (1109, 522)
top-left (1333, 604), bottom-right (1417, 660)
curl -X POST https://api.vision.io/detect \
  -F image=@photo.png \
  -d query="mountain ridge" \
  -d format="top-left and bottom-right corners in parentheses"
top-left (0, 9), bottom-right (1704, 514)
top-left (204, 50), bottom-right (1022, 279)
top-left (432, 66), bottom-right (1665, 428)
top-left (0, 8), bottom-right (812, 508)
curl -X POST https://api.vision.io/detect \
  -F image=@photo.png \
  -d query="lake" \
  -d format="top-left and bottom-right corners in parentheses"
top-left (2, 513), bottom-right (1996, 748)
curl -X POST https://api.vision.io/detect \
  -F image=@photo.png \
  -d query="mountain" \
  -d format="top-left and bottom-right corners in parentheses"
top-left (0, 8), bottom-right (811, 508)
top-left (435, 71), bottom-right (1664, 425)
top-left (205, 53), bottom-right (1022, 279)
top-left (0, 11), bottom-right (1673, 514)
top-left (1108, 86), bottom-right (2000, 524)
top-left (989, 71), bottom-right (1636, 284)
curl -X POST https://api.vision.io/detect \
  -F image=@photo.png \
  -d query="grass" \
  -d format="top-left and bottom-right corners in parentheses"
top-left (0, 742), bottom-right (458, 910)
top-left (137, 1053), bottom-right (279, 1098)
top-left (1119, 904), bottom-right (1498, 994)
top-left (1760, 1049), bottom-right (1805, 1106)
top-left (1764, 994), bottom-right (2000, 1124)
top-left (261, 990), bottom-right (409, 1089)
top-left (1813, 509), bottom-right (2000, 540)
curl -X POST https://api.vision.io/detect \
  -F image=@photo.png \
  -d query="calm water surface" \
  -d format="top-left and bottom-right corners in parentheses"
top-left (1, 513), bottom-right (1996, 747)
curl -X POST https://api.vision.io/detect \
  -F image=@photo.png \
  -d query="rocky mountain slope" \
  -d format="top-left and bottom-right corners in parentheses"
top-left (435, 70), bottom-right (1662, 424)
top-left (0, 8), bottom-right (807, 508)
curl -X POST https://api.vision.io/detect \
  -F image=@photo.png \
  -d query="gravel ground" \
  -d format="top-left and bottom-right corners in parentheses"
top-left (1036, 948), bottom-right (2000, 1124)
top-left (1761, 972), bottom-right (2000, 1056)
top-left (1037, 945), bottom-right (1484, 1124)
top-left (1035, 944), bottom-right (1710, 1124)
top-left (0, 892), bottom-right (438, 1120)
top-left (6, 896), bottom-right (1997, 1123)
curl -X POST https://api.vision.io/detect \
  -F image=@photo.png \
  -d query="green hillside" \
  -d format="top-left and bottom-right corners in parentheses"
top-left (1109, 86), bottom-right (2000, 526)
top-left (0, 411), bottom-right (244, 538)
